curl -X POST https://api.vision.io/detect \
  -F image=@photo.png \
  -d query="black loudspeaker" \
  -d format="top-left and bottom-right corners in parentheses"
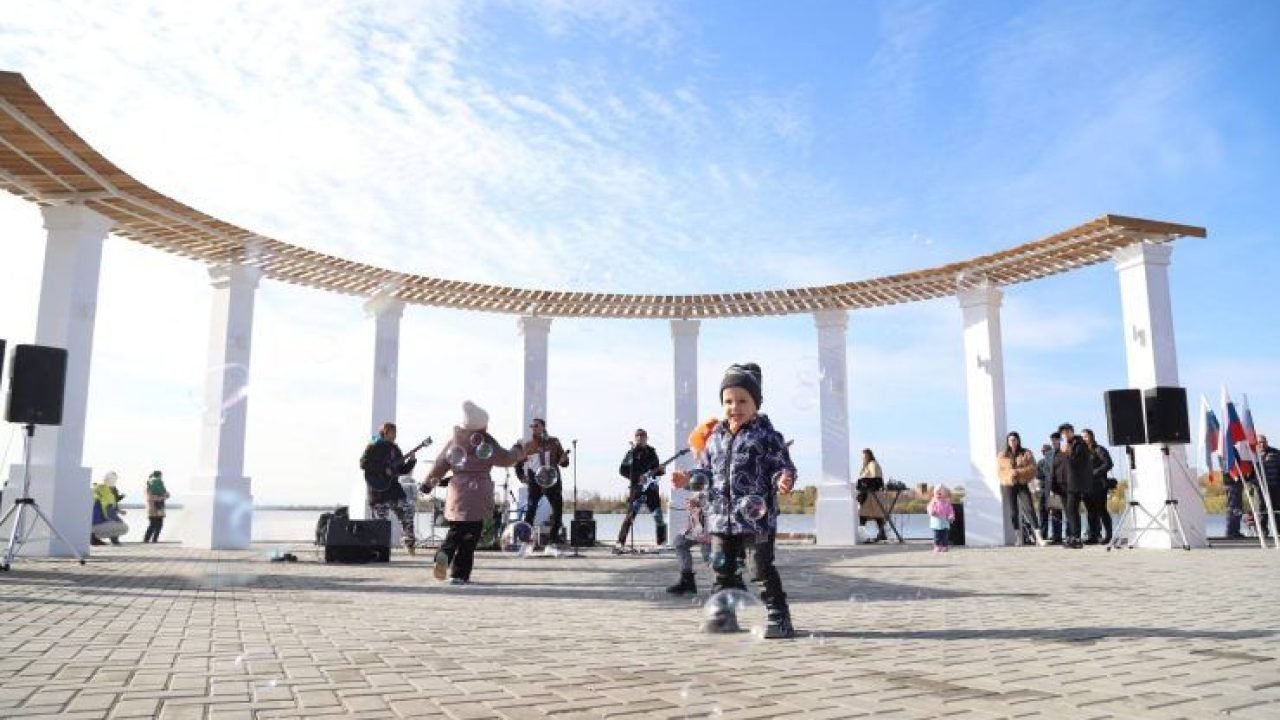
top-left (570, 519), bottom-right (596, 547)
top-left (1104, 389), bottom-right (1147, 446)
top-left (948, 503), bottom-right (965, 547)
top-left (0, 340), bottom-right (6, 386)
top-left (5, 344), bottom-right (68, 426)
top-left (1144, 386), bottom-right (1190, 445)
top-left (323, 518), bottom-right (391, 563)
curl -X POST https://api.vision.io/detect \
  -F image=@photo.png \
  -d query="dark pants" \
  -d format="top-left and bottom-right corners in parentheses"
top-left (1084, 493), bottom-right (1112, 542)
top-left (1002, 484), bottom-right (1037, 543)
top-left (932, 528), bottom-right (949, 548)
top-left (523, 481), bottom-right (564, 543)
top-left (143, 517), bottom-right (164, 543)
top-left (711, 534), bottom-right (786, 609)
top-left (1226, 482), bottom-right (1243, 536)
top-left (439, 520), bottom-right (483, 580)
top-left (1065, 491), bottom-right (1085, 541)
top-left (617, 483), bottom-right (666, 545)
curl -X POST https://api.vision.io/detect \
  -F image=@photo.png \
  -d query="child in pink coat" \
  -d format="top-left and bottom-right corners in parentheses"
top-left (927, 485), bottom-right (956, 553)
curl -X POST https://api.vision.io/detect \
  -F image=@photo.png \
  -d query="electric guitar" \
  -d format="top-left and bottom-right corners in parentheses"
top-left (365, 435), bottom-right (432, 492)
top-left (632, 448), bottom-right (691, 495)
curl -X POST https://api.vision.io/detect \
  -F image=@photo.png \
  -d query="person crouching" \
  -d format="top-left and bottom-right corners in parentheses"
top-left (674, 363), bottom-right (798, 639)
top-left (422, 401), bottom-right (526, 585)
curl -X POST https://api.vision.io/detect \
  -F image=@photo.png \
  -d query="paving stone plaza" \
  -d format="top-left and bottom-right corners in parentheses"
top-left (1, 541), bottom-right (1277, 719)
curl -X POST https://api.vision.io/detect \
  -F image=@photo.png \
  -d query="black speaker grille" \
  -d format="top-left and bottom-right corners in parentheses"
top-left (5, 344), bottom-right (68, 426)
top-left (1104, 389), bottom-right (1146, 446)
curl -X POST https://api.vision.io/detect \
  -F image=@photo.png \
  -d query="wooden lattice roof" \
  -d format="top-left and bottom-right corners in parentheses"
top-left (0, 71), bottom-right (1207, 319)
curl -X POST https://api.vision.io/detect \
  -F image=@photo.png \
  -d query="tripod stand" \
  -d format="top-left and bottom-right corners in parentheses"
top-left (0, 424), bottom-right (87, 571)
top-left (1108, 445), bottom-right (1191, 552)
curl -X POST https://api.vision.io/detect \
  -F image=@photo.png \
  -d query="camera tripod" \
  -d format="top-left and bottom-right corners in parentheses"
top-left (0, 424), bottom-right (87, 571)
top-left (1108, 445), bottom-right (1192, 552)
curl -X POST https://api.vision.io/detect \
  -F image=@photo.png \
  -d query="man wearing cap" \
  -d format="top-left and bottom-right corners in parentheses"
top-left (1052, 423), bottom-right (1093, 549)
top-left (615, 428), bottom-right (667, 552)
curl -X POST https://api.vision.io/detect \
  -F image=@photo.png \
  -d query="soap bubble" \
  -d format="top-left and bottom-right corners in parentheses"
top-left (501, 521), bottom-right (534, 552)
top-left (534, 467), bottom-right (559, 489)
top-left (191, 364), bottom-right (251, 427)
top-left (736, 495), bottom-right (768, 522)
top-left (469, 432), bottom-right (485, 448)
top-left (476, 443), bottom-right (494, 460)
top-left (445, 446), bottom-right (467, 467)
top-left (687, 469), bottom-right (711, 492)
top-left (710, 550), bottom-right (727, 572)
top-left (701, 589), bottom-right (765, 636)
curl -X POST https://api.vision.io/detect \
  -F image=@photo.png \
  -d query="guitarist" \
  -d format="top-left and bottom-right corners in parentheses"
top-left (519, 418), bottom-right (571, 548)
top-left (359, 422), bottom-right (423, 555)
top-left (614, 428), bottom-right (667, 552)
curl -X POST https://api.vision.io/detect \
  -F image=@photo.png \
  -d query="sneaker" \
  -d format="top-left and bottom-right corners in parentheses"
top-left (764, 607), bottom-right (795, 640)
top-left (702, 610), bottom-right (741, 634)
top-left (404, 541), bottom-right (416, 557)
top-left (448, 577), bottom-right (469, 586)
top-left (666, 572), bottom-right (697, 596)
top-left (432, 550), bottom-right (450, 581)
top-left (612, 543), bottom-right (627, 555)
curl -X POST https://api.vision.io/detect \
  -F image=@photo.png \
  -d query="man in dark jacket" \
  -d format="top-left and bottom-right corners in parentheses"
top-left (359, 421), bottom-right (419, 553)
top-left (1257, 434), bottom-right (1280, 536)
top-left (1036, 435), bottom-right (1063, 544)
top-left (615, 428), bottom-right (666, 551)
top-left (1053, 423), bottom-right (1093, 549)
top-left (1081, 429), bottom-right (1114, 544)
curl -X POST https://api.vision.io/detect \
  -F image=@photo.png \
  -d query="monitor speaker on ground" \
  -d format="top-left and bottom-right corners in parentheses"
top-left (570, 519), bottom-right (596, 547)
top-left (5, 344), bottom-right (68, 426)
top-left (573, 508), bottom-right (594, 521)
top-left (1104, 389), bottom-right (1146, 446)
top-left (1144, 386), bottom-right (1190, 445)
top-left (0, 340), bottom-right (6, 396)
top-left (323, 518), bottom-right (391, 563)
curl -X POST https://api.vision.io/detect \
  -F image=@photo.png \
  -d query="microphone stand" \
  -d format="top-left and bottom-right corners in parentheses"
top-left (571, 439), bottom-right (580, 557)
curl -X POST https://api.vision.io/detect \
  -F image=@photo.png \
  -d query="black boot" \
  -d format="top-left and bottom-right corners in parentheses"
top-left (764, 601), bottom-right (795, 640)
top-left (655, 522), bottom-right (668, 547)
top-left (666, 571), bottom-right (696, 595)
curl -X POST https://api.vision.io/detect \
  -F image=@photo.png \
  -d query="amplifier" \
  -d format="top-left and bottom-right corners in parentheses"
top-left (570, 519), bottom-right (596, 547)
top-left (573, 508), bottom-right (594, 521)
top-left (323, 518), bottom-right (391, 563)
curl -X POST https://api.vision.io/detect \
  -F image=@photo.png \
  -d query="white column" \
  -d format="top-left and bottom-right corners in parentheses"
top-left (3, 205), bottom-right (113, 557)
top-left (349, 297), bottom-right (405, 524)
top-left (813, 310), bottom-right (857, 546)
top-left (184, 264), bottom-right (261, 550)
top-left (1114, 242), bottom-right (1205, 548)
top-left (958, 283), bottom-right (1010, 546)
top-left (518, 316), bottom-right (552, 436)
top-left (668, 320), bottom-right (700, 544)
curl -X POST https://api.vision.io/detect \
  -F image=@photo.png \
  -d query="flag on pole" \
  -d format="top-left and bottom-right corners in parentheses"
top-left (1241, 394), bottom-right (1260, 456)
top-left (1201, 394), bottom-right (1221, 482)
top-left (1222, 387), bottom-right (1254, 480)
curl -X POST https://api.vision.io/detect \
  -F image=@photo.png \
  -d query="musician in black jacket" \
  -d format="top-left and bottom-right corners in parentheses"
top-left (614, 428), bottom-right (667, 552)
top-left (359, 422), bottom-right (419, 554)
top-left (1053, 423), bottom-right (1094, 549)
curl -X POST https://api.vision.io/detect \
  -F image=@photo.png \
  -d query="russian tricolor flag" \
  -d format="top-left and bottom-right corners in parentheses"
top-left (1200, 394), bottom-right (1221, 480)
top-left (1222, 387), bottom-right (1255, 480)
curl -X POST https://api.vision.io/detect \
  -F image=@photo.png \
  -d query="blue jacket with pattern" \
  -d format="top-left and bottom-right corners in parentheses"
top-left (698, 414), bottom-right (797, 536)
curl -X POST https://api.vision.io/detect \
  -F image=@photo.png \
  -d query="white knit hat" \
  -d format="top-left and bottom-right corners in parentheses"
top-left (461, 401), bottom-right (489, 431)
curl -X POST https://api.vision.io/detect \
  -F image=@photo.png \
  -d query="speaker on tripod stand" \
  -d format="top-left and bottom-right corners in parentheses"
top-left (1, 344), bottom-right (87, 570)
top-left (1102, 386), bottom-right (1194, 551)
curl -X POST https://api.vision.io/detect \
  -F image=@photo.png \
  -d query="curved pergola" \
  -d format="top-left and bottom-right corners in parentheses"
top-left (0, 71), bottom-right (1204, 318)
top-left (0, 69), bottom-right (1209, 553)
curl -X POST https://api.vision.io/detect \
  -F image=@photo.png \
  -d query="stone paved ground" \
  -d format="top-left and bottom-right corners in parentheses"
top-left (0, 540), bottom-right (1278, 719)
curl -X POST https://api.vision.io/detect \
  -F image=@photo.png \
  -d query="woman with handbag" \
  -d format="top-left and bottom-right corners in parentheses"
top-left (857, 449), bottom-right (888, 543)
top-left (1081, 429), bottom-right (1114, 544)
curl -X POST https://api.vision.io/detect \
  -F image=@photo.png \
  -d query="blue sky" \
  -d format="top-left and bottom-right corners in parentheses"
top-left (1, 0), bottom-right (1277, 504)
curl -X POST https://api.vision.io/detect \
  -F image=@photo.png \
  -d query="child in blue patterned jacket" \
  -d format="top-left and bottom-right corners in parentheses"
top-left (674, 363), bottom-right (798, 639)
